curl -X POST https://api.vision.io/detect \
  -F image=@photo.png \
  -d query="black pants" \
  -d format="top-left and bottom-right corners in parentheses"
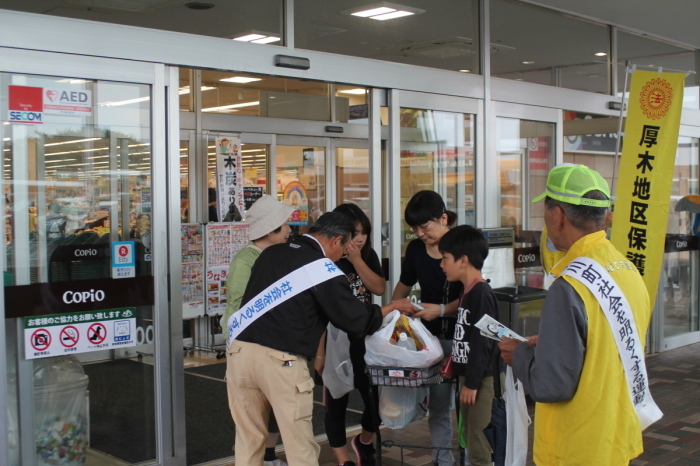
top-left (324, 337), bottom-right (379, 448)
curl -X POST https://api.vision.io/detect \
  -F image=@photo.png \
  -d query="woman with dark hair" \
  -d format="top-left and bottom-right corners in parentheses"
top-left (391, 190), bottom-right (463, 466)
top-left (316, 203), bottom-right (385, 466)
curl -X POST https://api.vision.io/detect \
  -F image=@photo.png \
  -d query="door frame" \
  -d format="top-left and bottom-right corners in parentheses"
top-left (0, 48), bottom-right (184, 466)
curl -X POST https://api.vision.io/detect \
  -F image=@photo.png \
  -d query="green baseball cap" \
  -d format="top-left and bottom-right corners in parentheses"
top-left (532, 164), bottom-right (611, 207)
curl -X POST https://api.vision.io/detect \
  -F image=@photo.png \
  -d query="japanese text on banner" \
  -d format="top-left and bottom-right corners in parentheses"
top-left (610, 70), bottom-right (685, 305)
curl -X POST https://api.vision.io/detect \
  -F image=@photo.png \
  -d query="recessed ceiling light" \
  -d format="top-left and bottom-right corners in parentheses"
top-left (202, 101), bottom-right (260, 112)
top-left (351, 6), bottom-right (395, 17)
top-left (594, 52), bottom-right (608, 57)
top-left (342, 3), bottom-right (424, 21)
top-left (220, 77), bottom-right (262, 84)
top-left (459, 69), bottom-right (471, 73)
top-left (339, 89), bottom-right (367, 95)
top-left (522, 61), bottom-right (535, 65)
top-left (232, 31), bottom-right (280, 44)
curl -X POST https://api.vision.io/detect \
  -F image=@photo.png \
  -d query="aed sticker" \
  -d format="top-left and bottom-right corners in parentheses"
top-left (43, 88), bottom-right (92, 116)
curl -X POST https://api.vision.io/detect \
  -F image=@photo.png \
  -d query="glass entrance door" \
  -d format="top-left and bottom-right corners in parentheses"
top-left (1, 52), bottom-right (178, 466)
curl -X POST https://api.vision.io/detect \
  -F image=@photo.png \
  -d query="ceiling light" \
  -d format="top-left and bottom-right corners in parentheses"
top-left (371, 10), bottom-right (414, 20)
top-left (594, 52), bottom-right (608, 57)
top-left (343, 3), bottom-right (424, 21)
top-left (351, 6), bottom-right (395, 17)
top-left (202, 101), bottom-right (260, 112)
top-left (57, 79), bottom-right (89, 84)
top-left (233, 31), bottom-right (280, 44)
top-left (251, 36), bottom-right (281, 44)
top-left (45, 138), bottom-right (102, 147)
top-left (220, 77), bottom-right (262, 84)
top-left (522, 61), bottom-right (535, 65)
top-left (339, 89), bottom-right (367, 95)
top-left (459, 69), bottom-right (471, 73)
top-left (234, 33), bottom-right (266, 42)
top-left (179, 86), bottom-right (216, 94)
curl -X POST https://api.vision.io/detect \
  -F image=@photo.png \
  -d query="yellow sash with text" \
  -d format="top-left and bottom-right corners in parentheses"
top-left (610, 70), bottom-right (684, 305)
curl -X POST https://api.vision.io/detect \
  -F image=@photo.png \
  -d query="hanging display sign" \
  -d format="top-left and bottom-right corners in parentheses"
top-left (24, 308), bottom-right (137, 359)
top-left (610, 70), bottom-right (685, 305)
top-left (283, 180), bottom-right (309, 226)
top-left (215, 136), bottom-right (244, 222)
top-left (205, 222), bottom-right (249, 316)
top-left (8, 85), bottom-right (44, 124)
top-left (243, 186), bottom-right (264, 210)
top-left (181, 223), bottom-right (205, 318)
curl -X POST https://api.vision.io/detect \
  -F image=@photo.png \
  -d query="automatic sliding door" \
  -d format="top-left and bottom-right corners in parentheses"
top-left (1, 58), bottom-right (171, 465)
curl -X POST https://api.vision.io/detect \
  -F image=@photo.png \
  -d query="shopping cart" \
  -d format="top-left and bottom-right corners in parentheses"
top-left (365, 362), bottom-right (466, 465)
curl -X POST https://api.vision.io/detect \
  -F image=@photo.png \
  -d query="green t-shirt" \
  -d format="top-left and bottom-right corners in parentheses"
top-left (220, 241), bottom-right (261, 332)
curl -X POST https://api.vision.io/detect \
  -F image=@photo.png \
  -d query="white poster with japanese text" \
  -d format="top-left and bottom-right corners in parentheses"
top-left (205, 222), bottom-right (249, 315)
top-left (215, 136), bottom-right (244, 222)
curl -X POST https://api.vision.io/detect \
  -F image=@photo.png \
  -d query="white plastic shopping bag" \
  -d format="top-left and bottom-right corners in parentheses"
top-left (378, 386), bottom-right (429, 429)
top-left (504, 366), bottom-right (531, 466)
top-left (322, 323), bottom-right (355, 399)
top-left (364, 310), bottom-right (443, 369)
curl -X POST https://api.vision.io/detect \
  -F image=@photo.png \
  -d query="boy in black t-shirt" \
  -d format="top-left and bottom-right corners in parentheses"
top-left (439, 225), bottom-right (499, 466)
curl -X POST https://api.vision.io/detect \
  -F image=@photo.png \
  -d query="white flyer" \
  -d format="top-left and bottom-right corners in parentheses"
top-left (475, 315), bottom-right (528, 343)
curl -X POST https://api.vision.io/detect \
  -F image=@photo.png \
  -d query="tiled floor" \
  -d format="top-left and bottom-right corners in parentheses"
top-left (311, 342), bottom-right (700, 466)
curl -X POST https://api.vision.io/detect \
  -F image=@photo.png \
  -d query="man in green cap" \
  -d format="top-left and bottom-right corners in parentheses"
top-left (499, 164), bottom-right (658, 465)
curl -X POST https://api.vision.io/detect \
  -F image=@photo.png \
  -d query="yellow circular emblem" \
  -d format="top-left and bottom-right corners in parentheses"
top-left (639, 78), bottom-right (673, 120)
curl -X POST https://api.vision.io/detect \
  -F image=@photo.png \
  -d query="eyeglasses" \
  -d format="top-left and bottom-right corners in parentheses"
top-left (410, 221), bottom-right (433, 233)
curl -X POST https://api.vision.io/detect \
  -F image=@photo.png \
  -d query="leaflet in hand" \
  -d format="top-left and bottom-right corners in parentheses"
top-left (475, 315), bottom-right (528, 343)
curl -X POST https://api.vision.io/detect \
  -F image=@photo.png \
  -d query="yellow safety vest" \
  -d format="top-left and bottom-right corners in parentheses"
top-left (534, 231), bottom-right (651, 465)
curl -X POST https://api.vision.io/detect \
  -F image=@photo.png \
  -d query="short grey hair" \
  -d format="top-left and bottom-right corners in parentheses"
top-left (544, 190), bottom-right (609, 233)
top-left (308, 212), bottom-right (355, 244)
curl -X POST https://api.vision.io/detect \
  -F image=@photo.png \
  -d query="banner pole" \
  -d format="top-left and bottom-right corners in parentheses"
top-left (610, 60), bottom-right (632, 206)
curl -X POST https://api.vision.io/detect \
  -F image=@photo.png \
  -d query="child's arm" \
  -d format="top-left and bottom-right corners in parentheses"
top-left (346, 243), bottom-right (385, 296)
top-left (460, 386), bottom-right (478, 406)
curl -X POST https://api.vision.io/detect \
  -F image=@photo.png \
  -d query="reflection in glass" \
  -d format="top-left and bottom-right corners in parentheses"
top-left (663, 137), bottom-right (700, 338)
top-left (399, 109), bottom-right (475, 257)
top-left (2, 73), bottom-right (156, 464)
top-left (618, 31), bottom-right (697, 109)
top-left (336, 147), bottom-right (370, 215)
top-left (491, 0), bottom-right (610, 93)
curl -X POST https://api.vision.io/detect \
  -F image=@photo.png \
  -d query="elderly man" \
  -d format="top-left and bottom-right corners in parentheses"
top-left (226, 212), bottom-right (413, 466)
top-left (499, 164), bottom-right (660, 465)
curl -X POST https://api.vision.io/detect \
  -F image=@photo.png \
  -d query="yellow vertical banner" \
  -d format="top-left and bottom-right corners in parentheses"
top-left (610, 70), bottom-right (685, 305)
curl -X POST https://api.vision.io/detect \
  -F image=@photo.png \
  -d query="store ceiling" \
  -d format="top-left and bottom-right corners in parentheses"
top-left (0, 0), bottom-right (697, 93)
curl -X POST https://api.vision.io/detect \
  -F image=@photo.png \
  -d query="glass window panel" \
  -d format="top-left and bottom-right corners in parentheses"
top-left (399, 109), bottom-right (475, 247)
top-left (336, 146), bottom-right (369, 214)
top-left (295, 0), bottom-right (480, 73)
top-left (276, 145), bottom-right (326, 235)
top-left (663, 137), bottom-right (700, 338)
top-left (2, 73), bottom-right (155, 464)
top-left (196, 70), bottom-right (336, 122)
top-left (618, 30), bottom-right (698, 109)
top-left (491, 0), bottom-right (610, 93)
top-left (563, 111), bottom-right (620, 189)
top-left (336, 85), bottom-right (369, 123)
top-left (2, 0), bottom-right (284, 43)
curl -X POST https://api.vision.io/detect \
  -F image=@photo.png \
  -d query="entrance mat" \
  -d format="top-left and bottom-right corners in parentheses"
top-left (82, 359), bottom-right (157, 464)
top-left (84, 359), bottom-right (364, 465)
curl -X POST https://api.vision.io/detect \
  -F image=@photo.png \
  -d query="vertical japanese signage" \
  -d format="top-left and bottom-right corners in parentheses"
top-left (215, 136), bottom-right (244, 222)
top-left (610, 70), bottom-right (685, 305)
top-left (205, 223), bottom-right (249, 315)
